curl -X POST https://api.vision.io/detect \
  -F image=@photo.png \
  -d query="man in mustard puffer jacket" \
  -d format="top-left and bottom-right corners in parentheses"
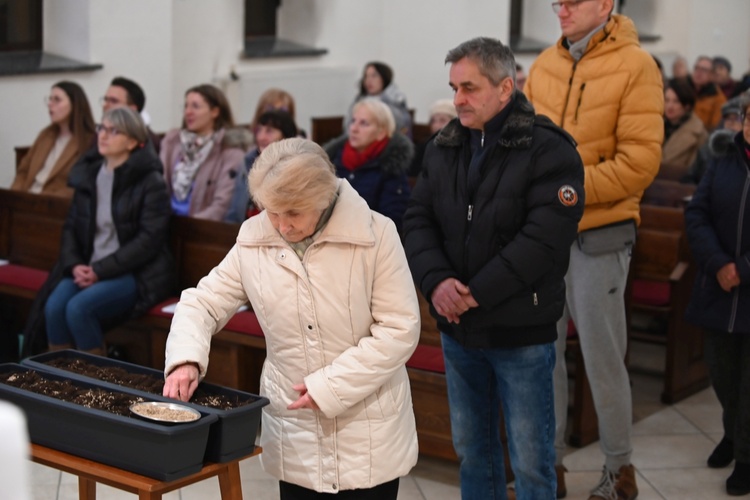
top-left (525, 1), bottom-right (664, 499)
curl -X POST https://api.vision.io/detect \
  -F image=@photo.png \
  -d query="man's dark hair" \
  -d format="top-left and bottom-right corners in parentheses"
top-left (110, 76), bottom-right (146, 112)
top-left (713, 56), bottom-right (732, 74)
top-left (445, 37), bottom-right (516, 88)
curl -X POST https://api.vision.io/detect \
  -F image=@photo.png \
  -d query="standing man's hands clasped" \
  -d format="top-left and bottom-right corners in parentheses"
top-left (717, 263), bottom-right (740, 292)
top-left (163, 363), bottom-right (200, 402)
top-left (431, 278), bottom-right (479, 324)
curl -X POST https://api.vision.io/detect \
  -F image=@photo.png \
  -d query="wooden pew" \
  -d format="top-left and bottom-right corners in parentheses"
top-left (642, 179), bottom-right (696, 208)
top-left (0, 189), bottom-right (465, 462)
top-left (311, 116), bottom-right (344, 145)
top-left (629, 204), bottom-right (709, 403)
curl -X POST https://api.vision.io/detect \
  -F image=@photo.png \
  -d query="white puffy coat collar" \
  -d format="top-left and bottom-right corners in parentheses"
top-left (236, 179), bottom-right (376, 248)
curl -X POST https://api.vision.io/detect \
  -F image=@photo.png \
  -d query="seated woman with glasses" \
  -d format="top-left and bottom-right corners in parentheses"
top-left (36, 107), bottom-right (174, 355)
top-left (11, 81), bottom-right (95, 197)
top-left (160, 84), bottom-right (252, 221)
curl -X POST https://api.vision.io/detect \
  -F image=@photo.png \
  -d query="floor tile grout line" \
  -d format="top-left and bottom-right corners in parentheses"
top-left (671, 401), bottom-right (723, 444)
top-left (634, 467), bottom-right (668, 500)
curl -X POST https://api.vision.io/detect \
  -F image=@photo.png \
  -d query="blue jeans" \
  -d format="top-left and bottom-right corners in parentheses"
top-left (442, 332), bottom-right (556, 500)
top-left (45, 275), bottom-right (137, 350)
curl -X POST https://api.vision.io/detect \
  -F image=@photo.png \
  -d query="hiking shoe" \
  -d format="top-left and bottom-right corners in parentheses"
top-left (708, 437), bottom-right (734, 468)
top-left (727, 462), bottom-right (750, 496)
top-left (556, 464), bottom-right (568, 498)
top-left (588, 464), bottom-right (638, 500)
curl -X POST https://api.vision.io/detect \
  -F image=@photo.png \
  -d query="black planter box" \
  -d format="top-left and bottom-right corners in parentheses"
top-left (22, 350), bottom-right (269, 462)
top-left (0, 363), bottom-right (217, 481)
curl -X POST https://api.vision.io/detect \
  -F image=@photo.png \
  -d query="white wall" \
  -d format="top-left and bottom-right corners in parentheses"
top-left (1, 0), bottom-right (750, 190)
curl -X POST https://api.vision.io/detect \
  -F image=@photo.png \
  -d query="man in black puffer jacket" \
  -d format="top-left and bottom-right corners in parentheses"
top-left (403, 37), bottom-right (584, 499)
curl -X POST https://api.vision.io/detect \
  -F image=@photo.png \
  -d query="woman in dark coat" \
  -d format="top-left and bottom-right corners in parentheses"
top-left (43, 107), bottom-right (174, 354)
top-left (324, 98), bottom-right (413, 232)
top-left (685, 98), bottom-right (750, 496)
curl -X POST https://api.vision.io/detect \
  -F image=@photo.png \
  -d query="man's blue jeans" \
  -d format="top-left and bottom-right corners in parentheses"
top-left (45, 275), bottom-right (137, 350)
top-left (441, 332), bottom-right (556, 500)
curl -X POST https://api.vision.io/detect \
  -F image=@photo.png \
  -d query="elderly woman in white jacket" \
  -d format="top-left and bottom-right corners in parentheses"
top-left (163, 138), bottom-right (420, 499)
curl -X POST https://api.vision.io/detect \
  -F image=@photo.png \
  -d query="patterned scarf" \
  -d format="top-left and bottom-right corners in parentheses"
top-left (172, 130), bottom-right (216, 201)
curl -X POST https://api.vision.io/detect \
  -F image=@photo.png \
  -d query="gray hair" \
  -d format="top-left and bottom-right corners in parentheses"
top-left (102, 107), bottom-right (148, 145)
top-left (353, 98), bottom-right (396, 137)
top-left (445, 37), bottom-right (517, 89)
top-left (249, 138), bottom-right (338, 214)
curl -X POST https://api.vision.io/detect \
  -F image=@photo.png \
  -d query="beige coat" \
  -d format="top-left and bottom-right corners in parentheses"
top-left (165, 180), bottom-right (420, 493)
top-left (660, 113), bottom-right (707, 181)
top-left (11, 125), bottom-right (92, 197)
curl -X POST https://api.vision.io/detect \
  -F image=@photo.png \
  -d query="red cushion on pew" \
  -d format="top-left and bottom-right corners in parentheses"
top-left (0, 264), bottom-right (48, 291)
top-left (147, 299), bottom-right (265, 337)
top-left (224, 310), bottom-right (264, 338)
top-left (406, 344), bottom-right (445, 374)
top-left (567, 319), bottom-right (577, 338)
top-left (631, 279), bottom-right (671, 307)
top-left (147, 298), bottom-right (179, 318)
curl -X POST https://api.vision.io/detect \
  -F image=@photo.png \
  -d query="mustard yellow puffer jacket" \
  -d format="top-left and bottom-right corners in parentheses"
top-left (525, 15), bottom-right (664, 231)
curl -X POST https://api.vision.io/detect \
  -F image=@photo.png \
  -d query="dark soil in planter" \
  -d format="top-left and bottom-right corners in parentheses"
top-left (44, 358), bottom-right (254, 410)
top-left (0, 370), bottom-right (143, 417)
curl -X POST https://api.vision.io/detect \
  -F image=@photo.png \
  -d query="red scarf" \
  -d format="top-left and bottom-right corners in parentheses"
top-left (342, 137), bottom-right (390, 171)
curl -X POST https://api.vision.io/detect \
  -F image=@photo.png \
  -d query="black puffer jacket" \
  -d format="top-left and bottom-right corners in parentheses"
top-left (403, 94), bottom-right (584, 349)
top-left (60, 143), bottom-right (175, 316)
top-left (685, 131), bottom-right (750, 334)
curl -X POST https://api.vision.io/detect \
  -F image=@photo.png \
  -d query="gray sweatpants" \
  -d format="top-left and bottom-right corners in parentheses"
top-left (554, 242), bottom-right (633, 472)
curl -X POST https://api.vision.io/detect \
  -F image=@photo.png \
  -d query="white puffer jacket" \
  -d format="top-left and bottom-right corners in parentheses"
top-left (165, 180), bottom-right (420, 493)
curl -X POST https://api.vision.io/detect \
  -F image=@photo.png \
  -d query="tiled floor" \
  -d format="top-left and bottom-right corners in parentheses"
top-left (26, 342), bottom-right (745, 499)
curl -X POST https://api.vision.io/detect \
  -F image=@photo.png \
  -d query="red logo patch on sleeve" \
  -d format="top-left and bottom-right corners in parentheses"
top-left (558, 185), bottom-right (578, 207)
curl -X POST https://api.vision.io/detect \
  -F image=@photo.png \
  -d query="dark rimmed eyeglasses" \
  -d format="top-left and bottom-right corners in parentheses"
top-left (95, 124), bottom-right (122, 136)
top-left (552, 0), bottom-right (598, 14)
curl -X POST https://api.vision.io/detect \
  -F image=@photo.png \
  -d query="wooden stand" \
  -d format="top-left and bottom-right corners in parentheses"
top-left (30, 443), bottom-right (261, 500)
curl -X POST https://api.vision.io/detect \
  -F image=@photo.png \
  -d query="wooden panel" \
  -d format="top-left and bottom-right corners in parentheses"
top-left (642, 179), bottom-right (696, 207)
top-left (311, 116), bottom-right (344, 145)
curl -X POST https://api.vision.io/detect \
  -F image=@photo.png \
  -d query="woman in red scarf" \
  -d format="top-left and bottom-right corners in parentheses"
top-left (324, 98), bottom-right (413, 232)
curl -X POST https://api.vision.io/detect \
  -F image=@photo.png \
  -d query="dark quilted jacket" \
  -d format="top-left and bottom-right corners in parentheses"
top-left (403, 94), bottom-right (584, 349)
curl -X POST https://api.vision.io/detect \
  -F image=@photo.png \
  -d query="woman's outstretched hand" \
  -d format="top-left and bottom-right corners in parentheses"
top-left (163, 363), bottom-right (200, 402)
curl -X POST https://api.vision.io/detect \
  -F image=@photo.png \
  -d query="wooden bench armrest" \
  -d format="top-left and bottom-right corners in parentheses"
top-left (669, 261), bottom-right (689, 282)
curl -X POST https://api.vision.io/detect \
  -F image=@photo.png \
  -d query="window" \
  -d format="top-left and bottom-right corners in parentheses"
top-left (0, 0), bottom-right (42, 52)
top-left (245, 0), bottom-right (279, 39)
top-left (0, 0), bottom-right (100, 76)
top-left (509, 0), bottom-right (552, 54)
top-left (242, 0), bottom-right (326, 59)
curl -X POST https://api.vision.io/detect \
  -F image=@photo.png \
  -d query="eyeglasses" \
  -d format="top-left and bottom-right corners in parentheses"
top-left (43, 95), bottom-right (64, 106)
top-left (100, 96), bottom-right (123, 106)
top-left (95, 124), bottom-right (122, 136)
top-left (693, 65), bottom-right (713, 74)
top-left (551, 0), bottom-right (598, 14)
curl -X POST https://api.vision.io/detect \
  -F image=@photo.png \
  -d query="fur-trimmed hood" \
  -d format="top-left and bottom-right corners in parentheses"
top-left (434, 92), bottom-right (575, 150)
top-left (709, 129), bottom-right (740, 157)
top-left (324, 132), bottom-right (414, 176)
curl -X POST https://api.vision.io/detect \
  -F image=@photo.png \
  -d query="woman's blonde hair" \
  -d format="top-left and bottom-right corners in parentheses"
top-left (353, 98), bottom-right (396, 137)
top-left (251, 88), bottom-right (296, 131)
top-left (249, 138), bottom-right (338, 214)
